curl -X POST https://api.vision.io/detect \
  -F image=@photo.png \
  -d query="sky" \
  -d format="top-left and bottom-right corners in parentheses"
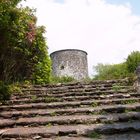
top-left (21, 0), bottom-right (140, 76)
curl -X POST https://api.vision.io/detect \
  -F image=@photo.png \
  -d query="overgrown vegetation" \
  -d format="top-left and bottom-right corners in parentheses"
top-left (126, 51), bottom-right (140, 73)
top-left (0, 0), bottom-right (51, 101)
top-left (93, 51), bottom-right (140, 80)
top-left (0, 81), bottom-right (11, 102)
top-left (0, 81), bottom-right (23, 103)
top-left (51, 76), bottom-right (76, 84)
top-left (0, 0), bottom-right (51, 84)
top-left (112, 83), bottom-right (122, 92)
top-left (88, 131), bottom-right (101, 139)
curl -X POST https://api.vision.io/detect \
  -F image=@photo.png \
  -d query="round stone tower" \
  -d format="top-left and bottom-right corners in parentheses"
top-left (50, 49), bottom-right (88, 80)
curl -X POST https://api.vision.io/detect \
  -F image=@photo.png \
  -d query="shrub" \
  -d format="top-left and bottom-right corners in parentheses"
top-left (51, 76), bottom-right (75, 84)
top-left (0, 81), bottom-right (11, 102)
top-left (9, 83), bottom-right (22, 94)
top-left (126, 51), bottom-right (140, 73)
top-left (93, 63), bottom-right (128, 80)
top-left (0, 0), bottom-right (51, 84)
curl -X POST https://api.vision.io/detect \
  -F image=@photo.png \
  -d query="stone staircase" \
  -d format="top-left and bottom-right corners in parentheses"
top-left (0, 79), bottom-right (140, 140)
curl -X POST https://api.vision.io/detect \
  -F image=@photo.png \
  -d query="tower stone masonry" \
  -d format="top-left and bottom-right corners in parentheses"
top-left (50, 49), bottom-right (88, 80)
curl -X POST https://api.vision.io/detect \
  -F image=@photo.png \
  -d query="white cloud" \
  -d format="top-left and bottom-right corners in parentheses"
top-left (21, 0), bottom-right (140, 76)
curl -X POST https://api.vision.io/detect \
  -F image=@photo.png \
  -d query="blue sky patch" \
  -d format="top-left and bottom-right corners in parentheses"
top-left (105, 0), bottom-right (140, 15)
top-left (54, 0), bottom-right (64, 4)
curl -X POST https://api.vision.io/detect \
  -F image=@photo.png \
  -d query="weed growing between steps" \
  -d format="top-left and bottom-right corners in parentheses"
top-left (0, 81), bottom-right (11, 103)
top-left (44, 97), bottom-right (58, 103)
top-left (0, 81), bottom-right (23, 103)
top-left (121, 99), bottom-right (138, 105)
top-left (31, 95), bottom-right (37, 101)
top-left (91, 102), bottom-right (99, 107)
top-left (46, 123), bottom-right (52, 128)
top-left (50, 76), bottom-right (76, 84)
top-left (112, 83), bottom-right (122, 92)
top-left (88, 131), bottom-right (101, 139)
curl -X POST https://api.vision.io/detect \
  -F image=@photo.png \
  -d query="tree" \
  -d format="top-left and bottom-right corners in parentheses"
top-left (126, 51), bottom-right (140, 73)
top-left (93, 51), bottom-right (140, 80)
top-left (93, 63), bottom-right (128, 80)
top-left (0, 0), bottom-right (51, 84)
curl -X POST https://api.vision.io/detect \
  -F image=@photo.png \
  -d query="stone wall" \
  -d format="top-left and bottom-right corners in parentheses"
top-left (50, 49), bottom-right (88, 80)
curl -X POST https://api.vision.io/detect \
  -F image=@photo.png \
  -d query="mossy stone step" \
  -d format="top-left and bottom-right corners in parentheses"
top-left (1, 103), bottom-right (140, 118)
top-left (20, 86), bottom-right (134, 96)
top-left (1, 112), bottom-right (140, 128)
top-left (8, 92), bottom-right (138, 105)
top-left (1, 121), bottom-right (140, 139)
top-left (1, 98), bottom-right (140, 111)
top-left (11, 88), bottom-right (135, 102)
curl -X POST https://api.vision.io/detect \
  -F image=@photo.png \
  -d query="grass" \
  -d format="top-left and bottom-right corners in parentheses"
top-left (124, 109), bottom-right (130, 113)
top-left (90, 110), bottom-right (108, 116)
top-left (44, 97), bottom-right (58, 103)
top-left (50, 112), bottom-right (57, 116)
top-left (91, 102), bottom-right (99, 107)
top-left (112, 83), bottom-right (122, 92)
top-left (31, 95), bottom-right (37, 101)
top-left (46, 123), bottom-right (52, 128)
top-left (121, 99), bottom-right (137, 105)
top-left (103, 120), bottom-right (114, 124)
top-left (51, 76), bottom-right (76, 84)
top-left (88, 131), bottom-right (101, 139)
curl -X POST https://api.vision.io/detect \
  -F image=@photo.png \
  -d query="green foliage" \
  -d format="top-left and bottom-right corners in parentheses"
top-left (121, 99), bottom-right (137, 105)
top-left (91, 102), bottom-right (99, 107)
top-left (51, 76), bottom-right (75, 84)
top-left (0, 0), bottom-right (51, 84)
top-left (45, 97), bottom-right (57, 103)
top-left (31, 95), bottom-right (37, 101)
top-left (82, 77), bottom-right (93, 83)
top-left (0, 81), bottom-right (11, 102)
top-left (126, 51), bottom-right (140, 73)
top-left (93, 63), bottom-right (128, 80)
top-left (88, 131), bottom-right (101, 139)
top-left (9, 83), bottom-right (22, 94)
top-left (0, 81), bottom-right (25, 103)
top-left (112, 83), bottom-right (122, 92)
top-left (93, 51), bottom-right (140, 80)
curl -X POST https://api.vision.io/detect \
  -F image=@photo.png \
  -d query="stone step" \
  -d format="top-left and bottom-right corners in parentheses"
top-left (1, 112), bottom-right (140, 129)
top-left (8, 92), bottom-right (139, 105)
top-left (12, 88), bottom-right (135, 100)
top-left (22, 79), bottom-right (129, 90)
top-left (21, 85), bottom-right (132, 93)
top-left (1, 103), bottom-right (140, 119)
top-left (40, 78), bottom-right (130, 87)
top-left (1, 121), bottom-right (140, 139)
top-left (0, 78), bottom-right (136, 139)
top-left (2, 136), bottom-right (93, 140)
top-left (44, 133), bottom-right (140, 140)
top-left (45, 137), bottom-right (93, 140)
top-left (1, 98), bottom-right (140, 111)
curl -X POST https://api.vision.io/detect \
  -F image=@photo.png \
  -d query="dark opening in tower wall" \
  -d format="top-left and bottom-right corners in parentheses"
top-left (60, 65), bottom-right (65, 70)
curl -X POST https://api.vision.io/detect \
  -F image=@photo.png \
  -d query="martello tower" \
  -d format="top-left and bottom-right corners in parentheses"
top-left (50, 49), bottom-right (88, 80)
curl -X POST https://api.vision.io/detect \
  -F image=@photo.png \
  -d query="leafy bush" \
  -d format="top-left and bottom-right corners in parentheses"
top-left (0, 0), bottom-right (51, 84)
top-left (93, 63), bottom-right (128, 80)
top-left (9, 83), bottom-right (22, 94)
top-left (0, 81), bottom-right (11, 102)
top-left (0, 81), bottom-right (25, 103)
top-left (93, 51), bottom-right (140, 80)
top-left (126, 51), bottom-right (140, 73)
top-left (51, 76), bottom-right (75, 84)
